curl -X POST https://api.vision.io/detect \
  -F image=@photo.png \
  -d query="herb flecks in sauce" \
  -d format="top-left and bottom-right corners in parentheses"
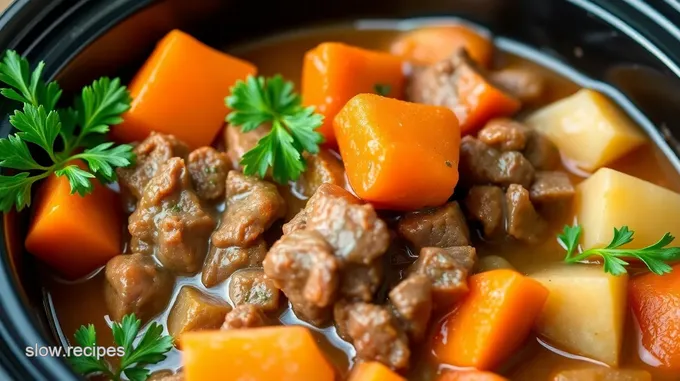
top-left (374, 83), bottom-right (391, 96)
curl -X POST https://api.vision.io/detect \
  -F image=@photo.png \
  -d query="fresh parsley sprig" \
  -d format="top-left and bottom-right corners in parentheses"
top-left (225, 75), bottom-right (324, 183)
top-left (559, 224), bottom-right (680, 275)
top-left (0, 50), bottom-right (135, 212)
top-left (70, 314), bottom-right (174, 381)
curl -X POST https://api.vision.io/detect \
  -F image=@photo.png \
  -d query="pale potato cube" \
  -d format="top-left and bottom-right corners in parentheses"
top-left (576, 168), bottom-right (680, 250)
top-left (525, 89), bottom-right (645, 171)
top-left (531, 264), bottom-right (628, 366)
top-left (553, 368), bottom-right (651, 381)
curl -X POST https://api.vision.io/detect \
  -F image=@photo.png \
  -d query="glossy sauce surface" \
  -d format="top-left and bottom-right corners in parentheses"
top-left (44, 21), bottom-right (680, 380)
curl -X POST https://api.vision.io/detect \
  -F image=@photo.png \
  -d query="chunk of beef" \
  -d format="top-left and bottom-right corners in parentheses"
top-left (490, 67), bottom-right (546, 105)
top-left (306, 187), bottom-right (389, 265)
top-left (336, 302), bottom-right (410, 370)
top-left (295, 150), bottom-right (346, 197)
top-left (104, 253), bottom-right (174, 322)
top-left (117, 133), bottom-right (189, 200)
top-left (128, 158), bottom-right (216, 274)
top-left (530, 171), bottom-right (575, 204)
top-left (410, 246), bottom-right (477, 308)
top-left (464, 186), bottom-right (505, 237)
top-left (476, 255), bottom-right (515, 272)
top-left (506, 184), bottom-right (547, 242)
top-left (224, 124), bottom-right (270, 169)
top-left (389, 275), bottom-right (433, 343)
top-left (478, 118), bottom-right (528, 151)
top-left (340, 261), bottom-right (383, 302)
top-left (523, 130), bottom-right (560, 170)
top-left (552, 368), bottom-right (651, 381)
top-left (201, 239), bottom-right (267, 288)
top-left (187, 147), bottom-right (230, 201)
top-left (459, 136), bottom-right (501, 186)
top-left (211, 171), bottom-right (286, 248)
top-left (490, 151), bottom-right (535, 188)
top-left (282, 183), bottom-right (360, 235)
top-left (222, 304), bottom-right (268, 330)
top-left (229, 269), bottom-right (280, 312)
top-left (147, 371), bottom-right (184, 381)
top-left (398, 202), bottom-right (470, 251)
top-left (167, 286), bottom-right (231, 338)
top-left (263, 230), bottom-right (340, 326)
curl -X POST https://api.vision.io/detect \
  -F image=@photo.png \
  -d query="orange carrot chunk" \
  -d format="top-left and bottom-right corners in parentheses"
top-left (348, 361), bottom-right (406, 381)
top-left (629, 266), bottom-right (680, 370)
top-left (438, 370), bottom-right (509, 381)
top-left (433, 269), bottom-right (549, 370)
top-left (182, 326), bottom-right (335, 381)
top-left (334, 93), bottom-right (461, 211)
top-left (112, 29), bottom-right (256, 149)
top-left (25, 162), bottom-right (122, 279)
top-left (390, 25), bottom-right (493, 67)
top-left (302, 42), bottom-right (405, 146)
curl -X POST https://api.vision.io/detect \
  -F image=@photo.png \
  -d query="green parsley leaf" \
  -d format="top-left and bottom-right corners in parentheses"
top-left (561, 224), bottom-right (680, 275)
top-left (9, 104), bottom-right (61, 160)
top-left (54, 165), bottom-right (95, 196)
top-left (374, 83), bottom-right (391, 96)
top-left (75, 77), bottom-right (131, 137)
top-left (225, 75), bottom-right (324, 183)
top-left (77, 142), bottom-right (135, 182)
top-left (70, 324), bottom-right (115, 379)
top-left (0, 135), bottom-right (44, 170)
top-left (0, 173), bottom-right (36, 212)
top-left (0, 50), bottom-right (62, 109)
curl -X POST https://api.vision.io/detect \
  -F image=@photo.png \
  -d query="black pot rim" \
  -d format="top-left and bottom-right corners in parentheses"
top-left (0, 0), bottom-right (679, 379)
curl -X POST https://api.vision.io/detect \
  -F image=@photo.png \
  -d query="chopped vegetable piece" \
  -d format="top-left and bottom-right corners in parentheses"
top-left (182, 327), bottom-right (335, 381)
top-left (167, 286), bottom-right (231, 340)
top-left (438, 370), bottom-right (508, 381)
top-left (552, 368), bottom-right (652, 381)
top-left (25, 161), bottom-right (122, 279)
top-left (575, 168), bottom-right (680, 257)
top-left (302, 42), bottom-right (405, 146)
top-left (433, 269), bottom-right (548, 370)
top-left (348, 361), bottom-right (406, 381)
top-left (69, 313), bottom-right (173, 381)
top-left (525, 89), bottom-right (646, 171)
top-left (629, 265), bottom-right (680, 370)
top-left (334, 93), bottom-right (460, 210)
top-left (112, 29), bottom-right (256, 148)
top-left (390, 25), bottom-right (492, 66)
top-left (225, 75), bottom-right (324, 183)
top-left (560, 224), bottom-right (680, 276)
top-left (531, 265), bottom-right (628, 366)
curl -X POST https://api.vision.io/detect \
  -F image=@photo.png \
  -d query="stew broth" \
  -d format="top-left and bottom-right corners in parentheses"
top-left (43, 21), bottom-right (680, 381)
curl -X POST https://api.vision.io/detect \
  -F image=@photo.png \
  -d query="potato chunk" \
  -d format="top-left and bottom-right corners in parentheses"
top-left (552, 368), bottom-right (651, 381)
top-left (576, 168), bottom-right (680, 250)
top-left (525, 89), bottom-right (645, 171)
top-left (531, 265), bottom-right (628, 366)
top-left (167, 286), bottom-right (231, 339)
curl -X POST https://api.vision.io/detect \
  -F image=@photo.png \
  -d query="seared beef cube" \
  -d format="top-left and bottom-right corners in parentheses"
top-left (295, 150), bottom-right (346, 197)
top-left (340, 261), bottom-right (384, 302)
top-left (389, 275), bottom-right (433, 342)
top-left (224, 124), bottom-right (270, 169)
top-left (229, 269), bottom-right (280, 312)
top-left (459, 136), bottom-right (500, 186)
top-left (211, 171), bottom-right (286, 248)
top-left (128, 158), bottom-right (216, 274)
top-left (187, 147), bottom-right (230, 201)
top-left (464, 186), bottom-right (505, 237)
top-left (410, 246), bottom-right (476, 308)
top-left (530, 171), bottom-right (575, 204)
top-left (524, 130), bottom-right (560, 170)
top-left (201, 239), bottom-right (267, 288)
top-left (117, 133), bottom-right (189, 200)
top-left (167, 286), bottom-right (231, 338)
top-left (478, 118), bottom-right (528, 151)
top-left (306, 187), bottom-right (389, 265)
top-left (104, 253), bottom-right (174, 322)
top-left (337, 302), bottom-right (410, 370)
top-left (490, 67), bottom-right (546, 105)
top-left (506, 184), bottom-right (547, 242)
top-left (263, 230), bottom-right (340, 326)
top-left (283, 183), bottom-right (360, 235)
top-left (147, 371), bottom-right (184, 381)
top-left (398, 202), bottom-right (470, 251)
top-left (222, 304), bottom-right (268, 330)
top-left (490, 151), bottom-right (535, 188)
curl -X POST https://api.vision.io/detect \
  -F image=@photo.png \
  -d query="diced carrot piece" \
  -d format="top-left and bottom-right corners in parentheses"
top-left (433, 269), bottom-right (549, 370)
top-left (438, 370), bottom-right (509, 381)
top-left (182, 327), bottom-right (335, 381)
top-left (390, 25), bottom-right (493, 67)
top-left (629, 266), bottom-right (680, 370)
top-left (112, 29), bottom-right (256, 148)
top-left (333, 93), bottom-right (460, 210)
top-left (348, 362), bottom-right (406, 381)
top-left (302, 42), bottom-right (405, 146)
top-left (25, 161), bottom-right (122, 279)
